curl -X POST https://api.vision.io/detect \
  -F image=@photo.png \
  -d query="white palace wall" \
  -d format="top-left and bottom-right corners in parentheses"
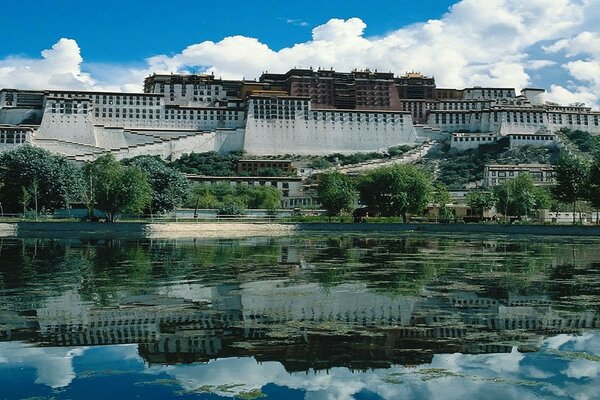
top-left (243, 98), bottom-right (419, 155)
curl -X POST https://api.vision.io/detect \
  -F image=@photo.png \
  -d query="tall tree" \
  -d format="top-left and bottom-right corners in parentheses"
top-left (317, 171), bottom-right (358, 218)
top-left (493, 173), bottom-right (547, 220)
top-left (587, 154), bottom-right (600, 224)
top-left (123, 155), bottom-right (190, 215)
top-left (83, 154), bottom-right (152, 222)
top-left (466, 190), bottom-right (497, 219)
top-left (0, 145), bottom-right (81, 214)
top-left (431, 183), bottom-right (452, 221)
top-left (551, 153), bottom-right (589, 224)
top-left (358, 165), bottom-right (432, 221)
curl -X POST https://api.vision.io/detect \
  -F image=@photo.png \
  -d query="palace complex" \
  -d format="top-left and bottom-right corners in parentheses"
top-left (0, 68), bottom-right (599, 160)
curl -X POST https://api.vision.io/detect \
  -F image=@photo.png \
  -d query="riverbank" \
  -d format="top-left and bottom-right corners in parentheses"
top-left (1, 221), bottom-right (600, 239)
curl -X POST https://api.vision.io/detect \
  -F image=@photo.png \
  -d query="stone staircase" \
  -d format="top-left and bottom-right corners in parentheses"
top-left (311, 140), bottom-right (440, 176)
top-left (33, 129), bottom-right (214, 162)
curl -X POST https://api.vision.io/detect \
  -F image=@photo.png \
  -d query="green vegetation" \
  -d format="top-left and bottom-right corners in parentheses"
top-left (168, 151), bottom-right (294, 177)
top-left (551, 153), bottom-right (589, 224)
top-left (168, 151), bottom-right (244, 176)
top-left (187, 183), bottom-right (282, 212)
top-left (83, 154), bottom-right (153, 222)
top-left (0, 145), bottom-right (81, 216)
top-left (123, 155), bottom-right (190, 215)
top-left (422, 139), bottom-right (560, 189)
top-left (431, 183), bottom-right (453, 220)
top-left (316, 171), bottom-right (359, 217)
top-left (588, 155), bottom-right (600, 224)
top-left (310, 145), bottom-right (413, 169)
top-left (558, 128), bottom-right (600, 156)
top-left (358, 164), bottom-right (432, 221)
top-left (493, 173), bottom-right (551, 220)
top-left (465, 190), bottom-right (497, 218)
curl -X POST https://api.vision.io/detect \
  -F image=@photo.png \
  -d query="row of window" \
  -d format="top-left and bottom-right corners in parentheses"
top-left (510, 135), bottom-right (555, 141)
top-left (490, 170), bottom-right (553, 178)
top-left (252, 112), bottom-right (403, 122)
top-left (0, 133), bottom-right (26, 144)
top-left (453, 136), bottom-right (495, 142)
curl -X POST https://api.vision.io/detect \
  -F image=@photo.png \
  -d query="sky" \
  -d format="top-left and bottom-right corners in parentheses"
top-left (1, 0), bottom-right (599, 107)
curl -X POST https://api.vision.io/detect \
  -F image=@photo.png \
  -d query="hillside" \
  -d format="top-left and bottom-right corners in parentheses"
top-left (417, 138), bottom-right (561, 189)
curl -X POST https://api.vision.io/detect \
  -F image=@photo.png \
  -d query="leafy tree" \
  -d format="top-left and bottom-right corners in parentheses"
top-left (431, 183), bottom-right (453, 220)
top-left (558, 128), bottom-right (600, 156)
top-left (187, 183), bottom-right (282, 211)
top-left (316, 171), bottom-right (358, 218)
top-left (587, 154), bottom-right (600, 224)
top-left (83, 154), bottom-right (152, 221)
top-left (217, 203), bottom-right (245, 218)
top-left (169, 151), bottom-right (244, 176)
top-left (309, 158), bottom-right (333, 170)
top-left (242, 185), bottom-right (282, 211)
top-left (466, 190), bottom-right (497, 219)
top-left (190, 185), bottom-right (220, 209)
top-left (551, 153), bottom-right (589, 224)
top-left (123, 155), bottom-right (189, 215)
top-left (493, 173), bottom-right (548, 220)
top-left (358, 165), bottom-right (432, 221)
top-left (0, 145), bottom-right (81, 214)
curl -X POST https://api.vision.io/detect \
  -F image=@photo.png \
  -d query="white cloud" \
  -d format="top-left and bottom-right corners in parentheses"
top-left (0, 341), bottom-right (87, 388)
top-left (281, 18), bottom-right (309, 27)
top-left (0, 38), bottom-right (95, 90)
top-left (1, 0), bottom-right (600, 107)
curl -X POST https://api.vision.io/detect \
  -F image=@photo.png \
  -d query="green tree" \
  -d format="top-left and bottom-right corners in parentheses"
top-left (466, 190), bottom-right (497, 219)
top-left (431, 183), bottom-right (453, 221)
top-left (189, 185), bottom-right (220, 209)
top-left (242, 186), bottom-right (282, 211)
top-left (123, 155), bottom-right (189, 215)
top-left (587, 154), bottom-right (600, 224)
top-left (168, 151), bottom-right (244, 176)
top-left (317, 171), bottom-right (358, 218)
top-left (0, 145), bottom-right (81, 214)
top-left (83, 154), bottom-right (152, 221)
top-left (551, 153), bottom-right (589, 224)
top-left (358, 165), bottom-right (432, 221)
top-left (494, 173), bottom-right (546, 220)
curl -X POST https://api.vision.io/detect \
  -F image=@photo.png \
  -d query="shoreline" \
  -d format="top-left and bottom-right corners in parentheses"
top-left (1, 221), bottom-right (600, 239)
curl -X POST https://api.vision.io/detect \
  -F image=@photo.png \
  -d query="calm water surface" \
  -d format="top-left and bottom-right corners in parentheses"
top-left (1, 234), bottom-right (600, 399)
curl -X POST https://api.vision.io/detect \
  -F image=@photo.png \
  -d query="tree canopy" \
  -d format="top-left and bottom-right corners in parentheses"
top-left (358, 164), bottom-right (432, 220)
top-left (493, 173), bottom-right (550, 219)
top-left (123, 155), bottom-right (189, 214)
top-left (466, 190), bottom-right (497, 218)
top-left (168, 151), bottom-right (244, 176)
top-left (83, 154), bottom-right (152, 221)
top-left (0, 145), bottom-right (81, 214)
top-left (187, 183), bottom-right (282, 211)
top-left (316, 171), bottom-right (358, 217)
top-left (551, 153), bottom-right (589, 223)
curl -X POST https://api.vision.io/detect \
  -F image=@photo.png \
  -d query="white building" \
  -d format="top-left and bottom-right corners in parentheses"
top-left (483, 164), bottom-right (555, 188)
top-left (0, 73), bottom-right (599, 159)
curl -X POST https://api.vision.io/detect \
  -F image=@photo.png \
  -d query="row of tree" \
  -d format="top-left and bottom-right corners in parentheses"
top-left (316, 164), bottom-right (434, 221)
top-left (552, 152), bottom-right (600, 223)
top-left (0, 146), bottom-right (281, 221)
top-left (317, 152), bottom-right (600, 224)
top-left (467, 153), bottom-right (600, 223)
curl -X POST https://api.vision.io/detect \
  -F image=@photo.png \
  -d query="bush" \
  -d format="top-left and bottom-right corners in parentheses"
top-left (217, 203), bottom-right (245, 218)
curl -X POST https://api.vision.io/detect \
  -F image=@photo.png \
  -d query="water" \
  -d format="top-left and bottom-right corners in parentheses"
top-left (1, 234), bottom-right (600, 399)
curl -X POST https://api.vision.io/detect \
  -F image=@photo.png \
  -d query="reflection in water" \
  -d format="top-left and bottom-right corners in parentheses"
top-left (1, 235), bottom-right (600, 399)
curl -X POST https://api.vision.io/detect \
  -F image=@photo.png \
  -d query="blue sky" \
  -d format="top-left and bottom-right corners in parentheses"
top-left (1, 0), bottom-right (600, 108)
top-left (0, 0), bottom-right (456, 62)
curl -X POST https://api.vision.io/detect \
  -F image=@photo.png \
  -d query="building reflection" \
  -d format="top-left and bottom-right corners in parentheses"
top-left (1, 235), bottom-right (600, 373)
top-left (2, 279), bottom-right (599, 372)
